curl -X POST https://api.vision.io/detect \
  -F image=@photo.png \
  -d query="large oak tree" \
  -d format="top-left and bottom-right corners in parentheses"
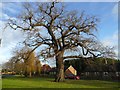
top-left (7, 2), bottom-right (115, 82)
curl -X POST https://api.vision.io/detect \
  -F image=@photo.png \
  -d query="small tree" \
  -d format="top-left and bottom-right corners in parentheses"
top-left (12, 46), bottom-right (41, 77)
top-left (34, 57), bottom-right (41, 76)
top-left (14, 61), bottom-right (24, 75)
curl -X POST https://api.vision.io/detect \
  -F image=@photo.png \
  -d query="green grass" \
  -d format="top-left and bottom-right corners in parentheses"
top-left (2, 75), bottom-right (120, 88)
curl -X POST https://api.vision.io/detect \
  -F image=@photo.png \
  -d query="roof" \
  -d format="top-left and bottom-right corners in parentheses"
top-left (65, 65), bottom-right (77, 75)
top-left (66, 65), bottom-right (76, 71)
top-left (41, 64), bottom-right (51, 71)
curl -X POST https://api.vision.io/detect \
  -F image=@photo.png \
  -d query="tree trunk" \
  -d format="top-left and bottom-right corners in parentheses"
top-left (55, 51), bottom-right (65, 82)
top-left (29, 71), bottom-right (32, 77)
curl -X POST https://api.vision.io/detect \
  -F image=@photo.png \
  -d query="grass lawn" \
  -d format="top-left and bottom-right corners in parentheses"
top-left (2, 75), bottom-right (120, 88)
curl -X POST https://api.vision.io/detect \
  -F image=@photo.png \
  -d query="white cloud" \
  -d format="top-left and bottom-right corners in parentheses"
top-left (102, 31), bottom-right (118, 47)
top-left (0, 23), bottom-right (25, 64)
top-left (0, 3), bottom-right (12, 20)
top-left (0, 43), bottom-right (14, 64)
top-left (112, 3), bottom-right (118, 15)
top-left (0, 13), bottom-right (10, 21)
top-left (112, 3), bottom-right (118, 20)
top-left (101, 31), bottom-right (118, 58)
top-left (0, 3), bottom-right (2, 8)
top-left (0, 21), bottom-right (24, 64)
top-left (0, 2), bottom-right (26, 64)
top-left (0, 2), bottom-right (23, 21)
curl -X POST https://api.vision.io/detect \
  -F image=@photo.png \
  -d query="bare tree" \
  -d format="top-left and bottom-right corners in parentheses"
top-left (7, 2), bottom-right (113, 82)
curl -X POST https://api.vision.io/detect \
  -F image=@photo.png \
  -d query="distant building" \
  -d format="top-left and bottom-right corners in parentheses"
top-left (49, 65), bottom-right (77, 77)
top-left (65, 65), bottom-right (77, 76)
top-left (41, 64), bottom-right (51, 74)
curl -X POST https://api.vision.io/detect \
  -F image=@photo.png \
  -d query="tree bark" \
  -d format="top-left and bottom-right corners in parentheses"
top-left (55, 51), bottom-right (65, 82)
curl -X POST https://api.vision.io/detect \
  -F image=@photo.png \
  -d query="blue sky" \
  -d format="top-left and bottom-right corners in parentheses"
top-left (0, 2), bottom-right (118, 65)
top-left (66, 2), bottom-right (118, 39)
